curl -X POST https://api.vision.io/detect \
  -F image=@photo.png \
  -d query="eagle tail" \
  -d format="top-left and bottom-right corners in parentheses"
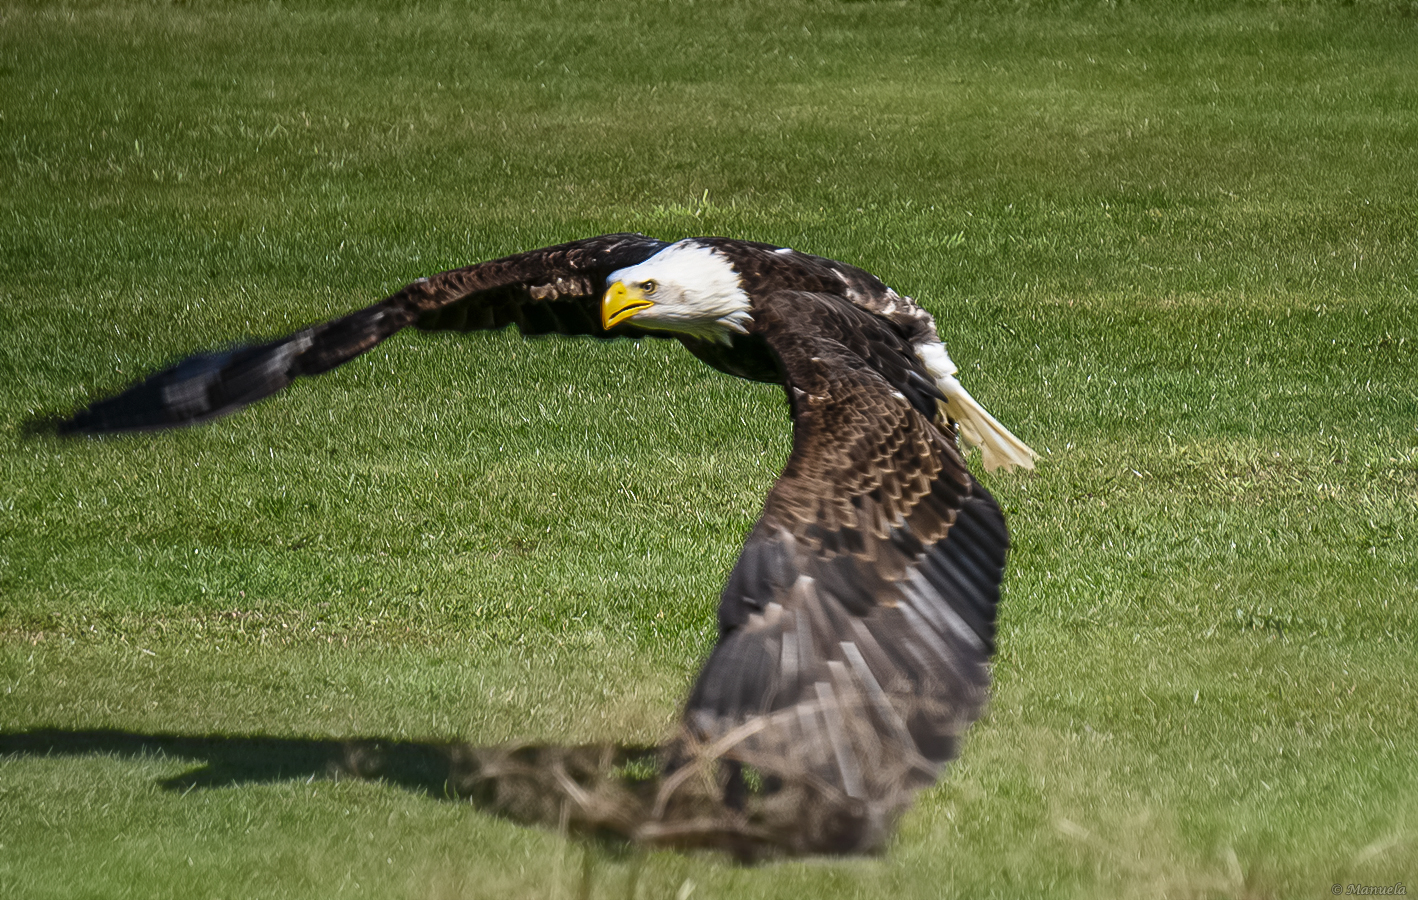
top-left (937, 374), bottom-right (1038, 473)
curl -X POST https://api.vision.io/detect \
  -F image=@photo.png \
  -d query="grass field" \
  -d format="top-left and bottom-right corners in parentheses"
top-left (2, 1), bottom-right (1416, 897)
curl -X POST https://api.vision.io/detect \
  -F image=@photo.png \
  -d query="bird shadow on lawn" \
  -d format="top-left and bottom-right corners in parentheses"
top-left (0, 727), bottom-right (655, 821)
top-left (0, 727), bottom-right (887, 861)
top-left (0, 727), bottom-right (519, 792)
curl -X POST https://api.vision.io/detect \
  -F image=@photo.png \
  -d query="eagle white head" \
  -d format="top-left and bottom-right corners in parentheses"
top-left (602, 240), bottom-right (753, 342)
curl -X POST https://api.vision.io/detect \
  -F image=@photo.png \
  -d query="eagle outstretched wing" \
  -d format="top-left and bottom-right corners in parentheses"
top-left (654, 291), bottom-right (1007, 855)
top-left (40, 239), bottom-right (1012, 858)
top-left (52, 233), bottom-right (667, 434)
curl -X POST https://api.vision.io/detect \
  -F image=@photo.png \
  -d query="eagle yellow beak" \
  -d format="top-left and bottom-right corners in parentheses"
top-left (602, 281), bottom-right (654, 329)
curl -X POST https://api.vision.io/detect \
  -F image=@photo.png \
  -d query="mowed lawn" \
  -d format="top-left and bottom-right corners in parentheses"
top-left (2, 1), bottom-right (1416, 897)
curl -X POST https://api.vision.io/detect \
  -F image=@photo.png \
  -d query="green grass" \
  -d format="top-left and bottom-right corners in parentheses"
top-left (2, 1), bottom-right (1417, 897)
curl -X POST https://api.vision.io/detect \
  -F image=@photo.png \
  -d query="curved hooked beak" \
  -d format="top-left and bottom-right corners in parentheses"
top-left (602, 281), bottom-right (654, 330)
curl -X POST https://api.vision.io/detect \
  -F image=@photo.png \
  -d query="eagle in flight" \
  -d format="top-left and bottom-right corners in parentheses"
top-left (57, 233), bottom-right (1036, 856)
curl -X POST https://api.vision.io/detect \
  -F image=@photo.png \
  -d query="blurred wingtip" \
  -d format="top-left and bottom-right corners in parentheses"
top-left (23, 401), bottom-right (156, 440)
top-left (32, 342), bottom-right (292, 439)
top-left (20, 412), bottom-right (70, 439)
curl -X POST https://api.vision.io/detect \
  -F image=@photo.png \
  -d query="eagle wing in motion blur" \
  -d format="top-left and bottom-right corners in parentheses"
top-left (55, 233), bottom-right (1035, 856)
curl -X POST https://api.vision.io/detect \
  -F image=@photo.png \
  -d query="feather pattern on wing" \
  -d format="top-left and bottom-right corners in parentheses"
top-left (657, 291), bottom-right (1008, 854)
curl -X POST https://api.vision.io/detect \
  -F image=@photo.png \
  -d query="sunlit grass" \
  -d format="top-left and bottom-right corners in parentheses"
top-left (2, 1), bottom-right (1416, 897)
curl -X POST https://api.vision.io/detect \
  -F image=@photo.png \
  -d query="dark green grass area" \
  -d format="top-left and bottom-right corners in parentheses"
top-left (2, 1), bottom-right (1416, 897)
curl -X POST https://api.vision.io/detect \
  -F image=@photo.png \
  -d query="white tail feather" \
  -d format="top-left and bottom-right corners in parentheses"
top-left (913, 339), bottom-right (1037, 473)
top-left (936, 374), bottom-right (1038, 473)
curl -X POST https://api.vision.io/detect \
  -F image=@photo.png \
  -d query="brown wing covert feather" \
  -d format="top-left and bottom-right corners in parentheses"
top-left (703, 238), bottom-right (941, 346)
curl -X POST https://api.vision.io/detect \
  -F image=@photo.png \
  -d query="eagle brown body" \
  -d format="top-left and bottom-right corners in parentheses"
top-left (56, 233), bottom-right (1020, 856)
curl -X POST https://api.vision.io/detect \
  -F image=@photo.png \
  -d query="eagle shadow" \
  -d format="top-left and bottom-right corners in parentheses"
top-left (0, 727), bottom-right (504, 793)
top-left (0, 727), bottom-right (893, 861)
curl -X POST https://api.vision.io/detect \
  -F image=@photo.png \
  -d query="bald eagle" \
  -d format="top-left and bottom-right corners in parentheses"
top-left (56, 234), bottom-right (1036, 855)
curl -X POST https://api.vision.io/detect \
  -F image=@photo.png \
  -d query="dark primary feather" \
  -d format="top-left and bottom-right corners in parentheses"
top-left (56, 233), bottom-right (668, 434)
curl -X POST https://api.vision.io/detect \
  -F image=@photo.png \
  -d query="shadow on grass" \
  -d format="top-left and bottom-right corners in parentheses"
top-left (0, 726), bottom-right (903, 860)
top-left (0, 727), bottom-right (550, 794)
top-left (0, 728), bottom-right (676, 846)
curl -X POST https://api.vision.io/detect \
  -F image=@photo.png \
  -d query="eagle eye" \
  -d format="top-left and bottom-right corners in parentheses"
top-left (641, 280), bottom-right (657, 294)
